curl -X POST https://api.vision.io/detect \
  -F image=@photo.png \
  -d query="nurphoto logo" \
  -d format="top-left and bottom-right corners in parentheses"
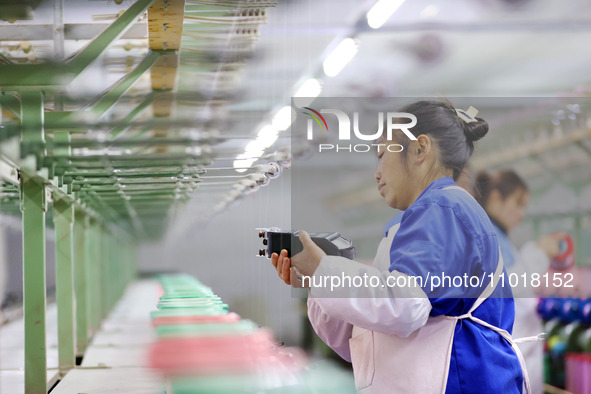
top-left (301, 107), bottom-right (418, 153)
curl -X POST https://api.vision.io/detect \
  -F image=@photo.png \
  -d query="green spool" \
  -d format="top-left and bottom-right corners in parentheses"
top-left (150, 306), bottom-right (228, 319)
top-left (156, 320), bottom-right (258, 337)
top-left (566, 322), bottom-right (591, 353)
top-left (169, 362), bottom-right (356, 394)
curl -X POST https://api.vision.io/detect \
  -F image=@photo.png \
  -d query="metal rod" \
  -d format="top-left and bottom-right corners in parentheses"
top-left (85, 217), bottom-right (96, 336)
top-left (41, 117), bottom-right (247, 130)
top-left (21, 175), bottom-right (48, 394)
top-left (198, 174), bottom-right (248, 179)
top-left (54, 196), bottom-right (75, 376)
top-left (100, 226), bottom-right (108, 319)
top-left (109, 91), bottom-right (158, 139)
top-left (90, 51), bottom-right (164, 120)
top-left (20, 91), bottom-right (47, 393)
top-left (91, 219), bottom-right (103, 333)
top-left (67, 0), bottom-right (157, 78)
top-left (0, 0), bottom-right (156, 87)
top-left (74, 208), bottom-right (89, 356)
top-left (354, 20), bottom-right (591, 33)
top-left (0, 23), bottom-right (147, 41)
top-left (197, 181), bottom-right (237, 185)
top-left (54, 136), bottom-right (222, 147)
top-left (20, 91), bottom-right (45, 168)
top-left (0, 93), bottom-right (21, 119)
top-left (53, 0), bottom-right (65, 62)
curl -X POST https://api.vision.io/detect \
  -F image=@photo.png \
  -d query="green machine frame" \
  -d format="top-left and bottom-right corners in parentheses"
top-left (0, 0), bottom-right (278, 392)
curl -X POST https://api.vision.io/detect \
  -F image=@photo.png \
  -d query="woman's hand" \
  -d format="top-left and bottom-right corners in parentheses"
top-left (537, 231), bottom-right (568, 259)
top-left (271, 249), bottom-right (292, 285)
top-left (290, 231), bottom-right (326, 279)
top-left (270, 231), bottom-right (327, 288)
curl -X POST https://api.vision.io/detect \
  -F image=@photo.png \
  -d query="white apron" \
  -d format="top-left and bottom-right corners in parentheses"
top-left (349, 186), bottom-right (532, 394)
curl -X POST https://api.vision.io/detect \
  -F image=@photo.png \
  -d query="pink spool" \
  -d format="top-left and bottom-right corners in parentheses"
top-left (273, 346), bottom-right (308, 372)
top-left (582, 354), bottom-right (591, 394)
top-left (149, 328), bottom-right (278, 376)
top-left (574, 354), bottom-right (584, 394)
top-left (565, 353), bottom-right (576, 393)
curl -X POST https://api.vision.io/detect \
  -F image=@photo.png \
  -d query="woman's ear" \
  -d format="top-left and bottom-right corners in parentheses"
top-left (415, 134), bottom-right (432, 163)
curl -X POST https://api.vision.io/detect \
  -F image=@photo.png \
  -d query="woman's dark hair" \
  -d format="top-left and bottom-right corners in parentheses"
top-left (475, 170), bottom-right (529, 207)
top-left (393, 99), bottom-right (489, 179)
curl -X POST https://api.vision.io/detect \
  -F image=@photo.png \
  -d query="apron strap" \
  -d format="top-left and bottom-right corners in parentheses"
top-left (514, 333), bottom-right (546, 343)
top-left (443, 252), bottom-right (531, 393)
top-left (441, 185), bottom-right (505, 315)
top-left (468, 249), bottom-right (504, 314)
top-left (442, 185), bottom-right (476, 200)
top-left (443, 249), bottom-right (503, 320)
top-left (442, 184), bottom-right (531, 394)
top-left (387, 223), bottom-right (401, 238)
top-left (470, 315), bottom-right (532, 394)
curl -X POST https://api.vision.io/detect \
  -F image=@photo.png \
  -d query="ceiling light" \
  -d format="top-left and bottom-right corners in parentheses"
top-left (256, 125), bottom-right (279, 148)
top-left (293, 78), bottom-right (322, 107)
top-left (367, 0), bottom-right (405, 29)
top-left (323, 38), bottom-right (358, 77)
top-left (234, 153), bottom-right (253, 173)
top-left (245, 139), bottom-right (265, 153)
top-left (294, 78), bottom-right (322, 98)
top-left (272, 106), bottom-right (295, 131)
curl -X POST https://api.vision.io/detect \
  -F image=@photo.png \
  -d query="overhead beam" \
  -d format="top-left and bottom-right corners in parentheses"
top-left (109, 90), bottom-right (157, 139)
top-left (67, 0), bottom-right (156, 78)
top-left (0, 92), bottom-right (20, 119)
top-left (472, 126), bottom-right (591, 169)
top-left (355, 21), bottom-right (591, 33)
top-left (0, 0), bottom-right (156, 87)
top-left (148, 0), bottom-right (185, 139)
top-left (151, 53), bottom-right (179, 91)
top-left (45, 50), bottom-right (165, 127)
top-left (0, 23), bottom-right (147, 41)
top-left (0, 4), bottom-right (35, 22)
top-left (0, 62), bottom-right (62, 88)
top-left (148, 0), bottom-right (185, 51)
top-left (152, 90), bottom-right (174, 117)
top-left (89, 50), bottom-right (163, 119)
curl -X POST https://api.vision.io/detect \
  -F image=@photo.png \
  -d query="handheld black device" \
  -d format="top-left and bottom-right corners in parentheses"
top-left (257, 228), bottom-right (356, 260)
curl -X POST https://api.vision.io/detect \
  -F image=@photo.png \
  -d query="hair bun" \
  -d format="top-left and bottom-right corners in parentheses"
top-left (462, 117), bottom-right (489, 142)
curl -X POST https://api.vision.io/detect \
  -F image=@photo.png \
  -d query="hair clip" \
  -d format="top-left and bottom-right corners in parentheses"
top-left (455, 106), bottom-right (479, 123)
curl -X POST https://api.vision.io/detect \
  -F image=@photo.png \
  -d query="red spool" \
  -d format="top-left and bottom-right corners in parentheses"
top-left (551, 233), bottom-right (575, 270)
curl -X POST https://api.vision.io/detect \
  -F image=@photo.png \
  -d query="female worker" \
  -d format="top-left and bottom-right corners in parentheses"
top-left (476, 170), bottom-right (564, 394)
top-left (271, 99), bottom-right (528, 393)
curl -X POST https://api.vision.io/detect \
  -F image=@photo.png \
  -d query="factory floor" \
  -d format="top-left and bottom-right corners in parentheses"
top-left (0, 280), bottom-right (165, 394)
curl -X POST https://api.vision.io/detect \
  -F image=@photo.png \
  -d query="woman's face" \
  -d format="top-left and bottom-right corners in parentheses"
top-left (374, 144), bottom-right (413, 210)
top-left (488, 188), bottom-right (530, 231)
